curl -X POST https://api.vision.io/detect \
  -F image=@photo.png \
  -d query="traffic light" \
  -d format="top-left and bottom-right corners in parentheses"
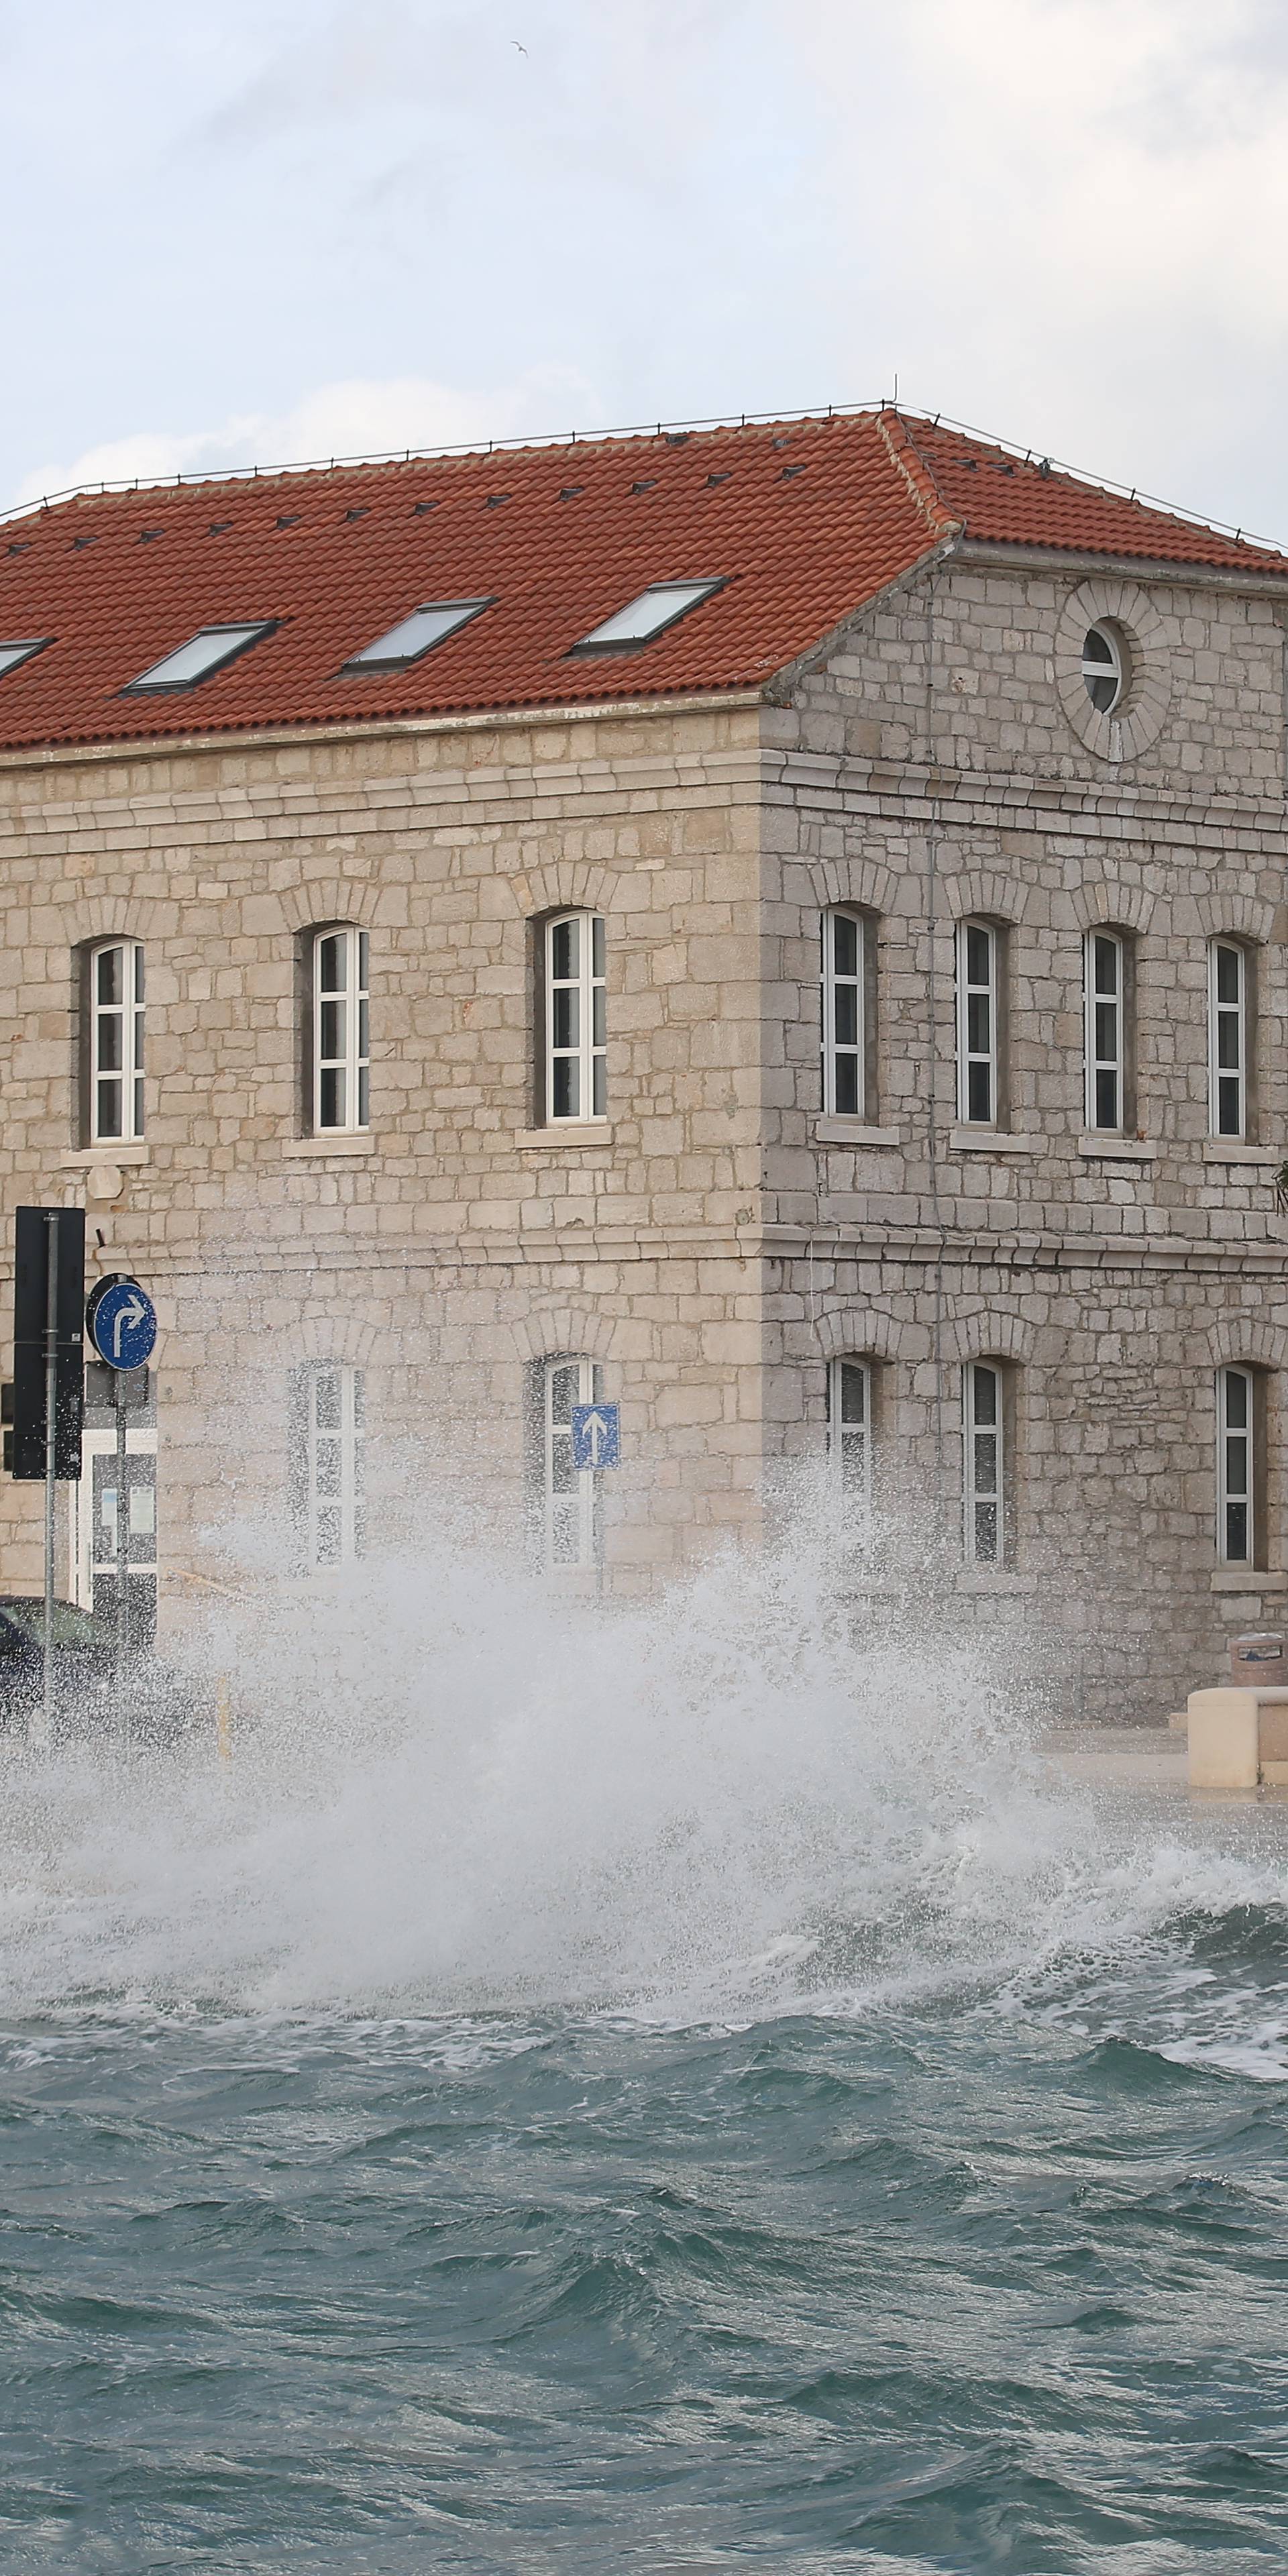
top-left (9, 1207), bottom-right (85, 1479)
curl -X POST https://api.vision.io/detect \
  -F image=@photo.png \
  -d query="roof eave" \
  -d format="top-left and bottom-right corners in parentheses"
top-left (954, 534), bottom-right (1288, 598)
top-left (0, 684), bottom-right (767, 774)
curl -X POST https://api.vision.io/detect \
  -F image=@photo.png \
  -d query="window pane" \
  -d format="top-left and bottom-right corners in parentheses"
top-left (315, 1444), bottom-right (342, 1498)
top-left (592, 916), bottom-right (605, 979)
top-left (973, 1432), bottom-right (998, 1491)
top-left (314, 1371), bottom-right (341, 1428)
top-left (1218, 1076), bottom-right (1240, 1136)
top-left (133, 946), bottom-right (145, 1004)
top-left (966, 994), bottom-right (991, 1055)
top-left (1226, 1501), bottom-right (1249, 1560)
top-left (835, 988), bottom-right (859, 1049)
top-left (592, 986), bottom-right (606, 1049)
top-left (317, 934), bottom-right (345, 995)
top-left (319, 1067), bottom-right (343, 1128)
top-left (975, 1502), bottom-right (999, 1560)
top-left (96, 948), bottom-right (123, 1006)
top-left (1224, 1373), bottom-right (1248, 1431)
top-left (132, 1008), bottom-right (146, 1075)
top-left (835, 1057), bottom-right (859, 1116)
top-left (1095, 1069), bottom-right (1118, 1128)
top-left (357, 1065), bottom-right (370, 1128)
top-left (133, 1075), bottom-right (146, 1135)
top-left (839, 1364), bottom-right (866, 1426)
top-left (1216, 947), bottom-right (1240, 1005)
top-left (592, 1055), bottom-right (606, 1117)
top-left (315, 1509), bottom-right (341, 1566)
top-left (965, 926), bottom-right (990, 985)
top-left (1094, 1001), bottom-right (1117, 1059)
top-left (552, 989), bottom-right (578, 1052)
top-left (972, 1367), bottom-right (998, 1427)
top-left (552, 1059), bottom-right (576, 1119)
top-left (967, 1063), bottom-right (992, 1122)
top-left (358, 932), bottom-right (369, 989)
top-left (96, 1079), bottom-right (122, 1139)
top-left (1093, 936), bottom-right (1118, 995)
top-left (319, 1000), bottom-right (344, 1063)
top-left (358, 999), bottom-right (369, 1061)
top-left (551, 918), bottom-right (576, 981)
top-left (97, 1015), bottom-right (122, 1073)
top-left (550, 1364), bottom-right (579, 1424)
top-left (833, 914), bottom-right (859, 978)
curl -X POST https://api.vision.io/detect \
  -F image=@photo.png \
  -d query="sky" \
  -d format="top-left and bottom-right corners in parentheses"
top-left (5, 0), bottom-right (1288, 541)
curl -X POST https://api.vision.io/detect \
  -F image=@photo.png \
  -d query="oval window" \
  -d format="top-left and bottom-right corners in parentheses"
top-left (1081, 623), bottom-right (1124, 714)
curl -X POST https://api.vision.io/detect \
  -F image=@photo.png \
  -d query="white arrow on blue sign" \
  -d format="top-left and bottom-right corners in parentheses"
top-left (570, 1402), bottom-right (620, 1470)
top-left (89, 1278), bottom-right (158, 1372)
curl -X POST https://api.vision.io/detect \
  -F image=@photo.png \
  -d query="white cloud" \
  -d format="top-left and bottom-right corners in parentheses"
top-left (16, 364), bottom-right (605, 508)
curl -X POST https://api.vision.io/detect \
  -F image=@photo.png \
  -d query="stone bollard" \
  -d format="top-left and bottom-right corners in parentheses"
top-left (1229, 1631), bottom-right (1288, 1686)
top-left (1187, 1688), bottom-right (1260, 1789)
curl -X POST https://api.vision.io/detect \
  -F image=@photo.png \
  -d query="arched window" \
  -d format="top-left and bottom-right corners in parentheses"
top-left (89, 940), bottom-right (145, 1143)
top-left (820, 909), bottom-right (868, 1118)
top-left (537, 1356), bottom-right (601, 1568)
top-left (1216, 1365), bottom-right (1260, 1567)
top-left (963, 1360), bottom-right (1007, 1564)
top-left (290, 1363), bottom-right (365, 1569)
top-left (1083, 928), bottom-right (1134, 1133)
top-left (544, 912), bottom-right (606, 1123)
top-left (313, 926), bottom-right (369, 1134)
top-left (827, 1356), bottom-right (873, 1501)
top-left (1208, 940), bottom-right (1249, 1140)
top-left (955, 920), bottom-right (1002, 1126)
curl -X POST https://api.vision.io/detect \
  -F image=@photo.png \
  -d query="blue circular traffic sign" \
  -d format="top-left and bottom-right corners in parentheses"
top-left (88, 1277), bottom-right (157, 1371)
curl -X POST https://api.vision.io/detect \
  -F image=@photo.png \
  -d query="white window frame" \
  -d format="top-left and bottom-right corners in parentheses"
top-left (828, 1357), bottom-right (873, 1502)
top-left (298, 1364), bottom-right (364, 1570)
top-left (1081, 623), bottom-right (1124, 714)
top-left (1217, 1366), bottom-right (1255, 1567)
top-left (1209, 940), bottom-right (1247, 1140)
top-left (545, 912), bottom-right (606, 1124)
top-left (821, 910), bottom-right (866, 1118)
top-left (963, 1361), bottom-right (1004, 1565)
top-left (313, 926), bottom-right (370, 1136)
top-left (1084, 929), bottom-right (1126, 1133)
top-left (542, 1356), bottom-right (600, 1570)
top-left (90, 938), bottom-right (145, 1143)
top-left (956, 920), bottom-right (999, 1126)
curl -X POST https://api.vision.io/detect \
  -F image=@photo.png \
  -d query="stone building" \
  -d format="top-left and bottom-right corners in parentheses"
top-left (0, 404), bottom-right (1285, 1717)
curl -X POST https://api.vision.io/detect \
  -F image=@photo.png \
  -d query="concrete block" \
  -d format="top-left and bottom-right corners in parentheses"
top-left (1187, 1688), bottom-right (1260, 1788)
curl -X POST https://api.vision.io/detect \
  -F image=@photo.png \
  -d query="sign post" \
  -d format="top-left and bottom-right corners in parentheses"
top-left (570, 1402), bottom-right (621, 1472)
top-left (85, 1277), bottom-right (158, 1696)
top-left (10, 1208), bottom-right (86, 1748)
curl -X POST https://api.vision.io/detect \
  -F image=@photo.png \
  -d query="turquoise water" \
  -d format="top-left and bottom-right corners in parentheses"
top-left (2, 1515), bottom-right (1286, 2572)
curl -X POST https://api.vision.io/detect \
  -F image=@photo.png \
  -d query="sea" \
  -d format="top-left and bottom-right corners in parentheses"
top-left (1, 1493), bottom-right (1285, 2573)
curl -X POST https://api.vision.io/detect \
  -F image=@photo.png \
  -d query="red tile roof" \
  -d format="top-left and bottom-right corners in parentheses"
top-left (0, 409), bottom-right (1281, 753)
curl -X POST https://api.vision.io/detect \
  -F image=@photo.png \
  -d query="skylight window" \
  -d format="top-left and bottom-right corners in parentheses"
top-left (0, 639), bottom-right (50, 680)
top-left (342, 600), bottom-right (490, 672)
top-left (572, 578), bottom-right (724, 653)
top-left (125, 623), bottom-right (276, 693)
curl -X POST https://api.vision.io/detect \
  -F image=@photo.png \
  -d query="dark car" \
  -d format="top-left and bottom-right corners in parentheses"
top-left (0, 1597), bottom-right (199, 1746)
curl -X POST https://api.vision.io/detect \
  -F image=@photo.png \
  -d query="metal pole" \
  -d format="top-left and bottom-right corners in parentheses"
top-left (115, 1365), bottom-right (129, 1714)
top-left (38, 1211), bottom-right (58, 1749)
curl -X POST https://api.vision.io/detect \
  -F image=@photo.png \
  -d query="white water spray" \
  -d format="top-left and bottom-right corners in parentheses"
top-left (1, 1477), bottom-right (1286, 2035)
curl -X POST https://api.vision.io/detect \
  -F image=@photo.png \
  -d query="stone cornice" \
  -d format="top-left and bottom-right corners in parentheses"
top-left (953, 536), bottom-right (1288, 602)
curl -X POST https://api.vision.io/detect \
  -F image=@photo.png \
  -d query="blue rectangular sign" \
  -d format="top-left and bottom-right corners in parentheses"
top-left (570, 1402), bottom-right (620, 1471)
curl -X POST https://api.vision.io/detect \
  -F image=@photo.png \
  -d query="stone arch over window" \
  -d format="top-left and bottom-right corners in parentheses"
top-left (275, 1314), bottom-right (385, 1373)
top-left (278, 878), bottom-right (382, 936)
top-left (810, 1305), bottom-right (926, 1366)
top-left (1203, 1316), bottom-right (1288, 1375)
top-left (941, 1310), bottom-right (1036, 1367)
top-left (62, 894), bottom-right (174, 950)
top-left (508, 859), bottom-right (613, 922)
top-left (804, 855), bottom-right (899, 920)
top-left (1069, 880), bottom-right (1157, 939)
top-left (938, 868), bottom-right (1032, 928)
top-left (1192, 891), bottom-right (1278, 949)
top-left (510, 1308), bottom-right (621, 1366)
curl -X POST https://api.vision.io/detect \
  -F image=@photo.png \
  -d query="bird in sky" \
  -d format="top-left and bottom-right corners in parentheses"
top-left (512, 39), bottom-right (528, 54)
